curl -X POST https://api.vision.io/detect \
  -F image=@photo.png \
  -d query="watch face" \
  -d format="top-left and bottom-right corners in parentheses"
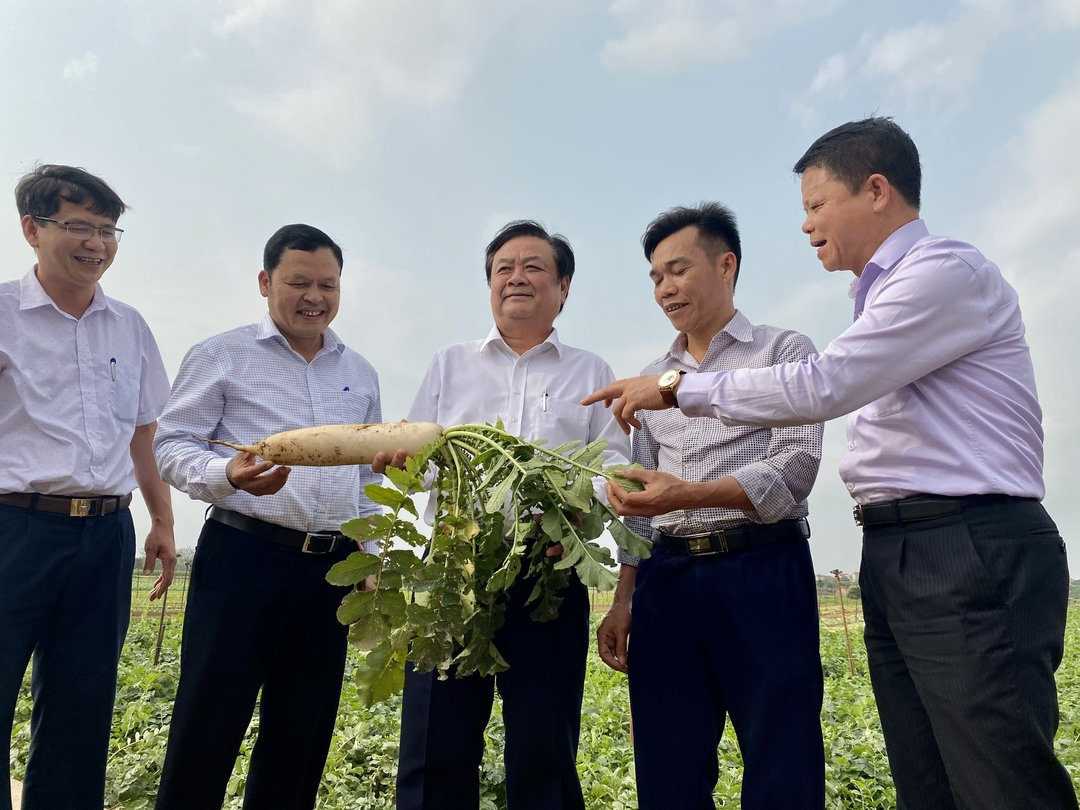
top-left (659, 369), bottom-right (680, 387)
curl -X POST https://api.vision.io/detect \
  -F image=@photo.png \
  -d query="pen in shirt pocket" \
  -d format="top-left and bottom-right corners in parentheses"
top-left (110, 358), bottom-right (116, 381)
top-left (542, 391), bottom-right (548, 412)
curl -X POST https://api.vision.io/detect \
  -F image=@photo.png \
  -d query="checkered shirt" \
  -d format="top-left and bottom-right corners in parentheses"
top-left (619, 311), bottom-right (823, 566)
top-left (154, 314), bottom-right (384, 542)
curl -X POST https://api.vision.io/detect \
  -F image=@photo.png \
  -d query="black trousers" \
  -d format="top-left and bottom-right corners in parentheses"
top-left (629, 537), bottom-right (825, 810)
top-left (396, 572), bottom-right (590, 810)
top-left (860, 495), bottom-right (1077, 810)
top-left (154, 518), bottom-right (352, 810)
top-left (0, 503), bottom-right (134, 810)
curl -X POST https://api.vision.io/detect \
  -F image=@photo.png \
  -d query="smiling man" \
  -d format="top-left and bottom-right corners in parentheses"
top-left (586, 118), bottom-right (1076, 810)
top-left (0, 164), bottom-right (175, 810)
top-left (395, 220), bottom-right (629, 810)
top-left (152, 224), bottom-right (402, 810)
top-left (595, 203), bottom-right (824, 810)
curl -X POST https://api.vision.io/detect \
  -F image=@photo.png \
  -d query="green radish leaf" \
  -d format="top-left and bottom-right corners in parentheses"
top-left (354, 644), bottom-right (406, 707)
top-left (363, 484), bottom-right (408, 509)
top-left (339, 515), bottom-right (389, 541)
top-left (605, 512), bottom-right (653, 559)
top-left (326, 551), bottom-right (381, 586)
top-left (336, 588), bottom-right (376, 625)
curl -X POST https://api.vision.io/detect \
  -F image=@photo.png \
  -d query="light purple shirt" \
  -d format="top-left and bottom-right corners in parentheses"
top-left (677, 220), bottom-right (1045, 505)
top-left (0, 268), bottom-right (170, 496)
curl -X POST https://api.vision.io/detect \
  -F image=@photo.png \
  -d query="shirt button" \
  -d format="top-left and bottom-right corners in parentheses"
top-left (848, 442), bottom-right (855, 450)
top-left (847, 482), bottom-right (855, 491)
top-left (511, 417), bottom-right (518, 423)
top-left (514, 389), bottom-right (521, 394)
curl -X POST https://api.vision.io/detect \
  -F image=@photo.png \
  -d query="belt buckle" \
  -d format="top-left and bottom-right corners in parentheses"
top-left (301, 533), bottom-right (336, 554)
top-left (852, 505), bottom-right (865, 527)
top-left (69, 498), bottom-right (94, 517)
top-left (685, 532), bottom-right (725, 556)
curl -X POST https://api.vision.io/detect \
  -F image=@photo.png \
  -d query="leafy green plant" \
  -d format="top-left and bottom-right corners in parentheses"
top-left (326, 422), bottom-right (650, 705)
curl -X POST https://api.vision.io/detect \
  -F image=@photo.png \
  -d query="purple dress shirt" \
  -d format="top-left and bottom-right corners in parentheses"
top-left (677, 220), bottom-right (1045, 505)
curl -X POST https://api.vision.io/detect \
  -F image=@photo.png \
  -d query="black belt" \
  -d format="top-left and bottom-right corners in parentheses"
top-left (208, 506), bottom-right (347, 554)
top-left (651, 518), bottom-right (810, 557)
top-left (0, 492), bottom-right (133, 517)
top-left (853, 495), bottom-right (964, 528)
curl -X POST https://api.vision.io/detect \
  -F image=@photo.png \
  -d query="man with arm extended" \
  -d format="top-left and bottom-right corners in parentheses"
top-left (587, 118), bottom-right (1077, 810)
top-left (596, 203), bottom-right (824, 810)
top-left (0, 165), bottom-right (175, 810)
top-left (152, 224), bottom-right (403, 810)
top-left (395, 220), bottom-right (630, 810)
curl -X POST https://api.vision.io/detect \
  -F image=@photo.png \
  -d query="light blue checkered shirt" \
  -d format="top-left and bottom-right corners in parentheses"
top-left (154, 314), bottom-right (383, 540)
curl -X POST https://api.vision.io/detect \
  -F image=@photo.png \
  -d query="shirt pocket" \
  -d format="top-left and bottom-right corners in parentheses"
top-left (323, 390), bottom-right (374, 424)
top-left (864, 386), bottom-right (911, 419)
top-left (109, 360), bottom-right (140, 423)
top-left (535, 396), bottom-right (590, 443)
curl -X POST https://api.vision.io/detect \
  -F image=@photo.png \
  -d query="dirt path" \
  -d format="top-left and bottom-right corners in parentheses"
top-left (10, 779), bottom-right (21, 810)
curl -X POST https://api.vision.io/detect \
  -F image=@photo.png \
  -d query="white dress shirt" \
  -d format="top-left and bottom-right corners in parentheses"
top-left (0, 268), bottom-right (170, 496)
top-left (408, 326), bottom-right (631, 521)
top-left (678, 220), bottom-right (1044, 504)
top-left (153, 314), bottom-right (384, 534)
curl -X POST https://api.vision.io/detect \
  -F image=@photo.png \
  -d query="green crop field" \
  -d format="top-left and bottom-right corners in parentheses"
top-left (11, 602), bottom-right (1080, 808)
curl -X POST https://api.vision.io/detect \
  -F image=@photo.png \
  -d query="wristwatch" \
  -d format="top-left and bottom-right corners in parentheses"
top-left (658, 369), bottom-right (686, 408)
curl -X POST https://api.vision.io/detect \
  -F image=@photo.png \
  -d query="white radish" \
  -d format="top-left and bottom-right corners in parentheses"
top-left (195, 422), bottom-right (444, 466)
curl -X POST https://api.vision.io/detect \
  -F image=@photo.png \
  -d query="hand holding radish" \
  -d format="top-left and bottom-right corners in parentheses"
top-left (370, 448), bottom-right (409, 475)
top-left (226, 451), bottom-right (291, 496)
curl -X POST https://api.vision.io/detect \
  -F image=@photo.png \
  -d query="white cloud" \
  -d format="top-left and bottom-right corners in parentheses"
top-left (809, 53), bottom-right (847, 97)
top-left (862, 1), bottom-right (1012, 99)
top-left (62, 52), bottom-right (99, 81)
top-left (216, 1), bottom-right (540, 165)
top-left (602, 0), bottom-right (843, 75)
top-left (978, 71), bottom-right (1080, 542)
top-left (213, 0), bottom-right (282, 36)
top-left (1044, 0), bottom-right (1080, 26)
top-left (798, 0), bottom-right (1077, 107)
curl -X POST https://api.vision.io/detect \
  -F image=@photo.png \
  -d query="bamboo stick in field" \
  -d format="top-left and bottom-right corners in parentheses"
top-left (153, 586), bottom-right (170, 666)
top-left (832, 569), bottom-right (856, 677)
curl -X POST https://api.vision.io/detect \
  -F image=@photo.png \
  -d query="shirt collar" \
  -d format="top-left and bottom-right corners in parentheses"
top-left (255, 312), bottom-right (344, 354)
top-left (665, 310), bottom-right (753, 361)
top-left (480, 324), bottom-right (564, 359)
top-left (19, 266), bottom-right (117, 318)
top-left (851, 219), bottom-right (929, 319)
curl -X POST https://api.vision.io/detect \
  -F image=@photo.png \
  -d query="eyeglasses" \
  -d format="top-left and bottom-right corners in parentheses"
top-left (35, 217), bottom-right (124, 244)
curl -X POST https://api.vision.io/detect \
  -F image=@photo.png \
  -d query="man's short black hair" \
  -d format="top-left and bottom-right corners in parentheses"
top-left (484, 220), bottom-right (575, 284)
top-left (793, 116), bottom-right (922, 210)
top-left (641, 202), bottom-right (743, 289)
top-left (15, 164), bottom-right (127, 222)
top-left (263, 224), bottom-right (344, 276)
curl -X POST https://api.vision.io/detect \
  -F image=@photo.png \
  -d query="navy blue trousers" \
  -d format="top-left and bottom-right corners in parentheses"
top-left (154, 518), bottom-right (353, 810)
top-left (628, 538), bottom-right (824, 810)
top-left (0, 502), bottom-right (134, 810)
top-left (860, 495), bottom-right (1077, 810)
top-left (396, 573), bottom-right (590, 810)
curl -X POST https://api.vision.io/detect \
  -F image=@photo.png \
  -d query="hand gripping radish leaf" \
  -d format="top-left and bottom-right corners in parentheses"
top-left (325, 420), bottom-right (651, 706)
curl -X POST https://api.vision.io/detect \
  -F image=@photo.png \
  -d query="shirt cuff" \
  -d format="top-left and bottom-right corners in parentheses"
top-left (204, 457), bottom-right (241, 501)
top-left (616, 550), bottom-right (641, 567)
top-left (677, 371), bottom-right (723, 418)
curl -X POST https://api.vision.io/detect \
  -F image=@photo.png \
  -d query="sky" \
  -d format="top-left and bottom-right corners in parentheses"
top-left (2, 0), bottom-right (1078, 575)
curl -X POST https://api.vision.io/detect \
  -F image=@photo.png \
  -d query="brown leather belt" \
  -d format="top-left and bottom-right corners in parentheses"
top-left (207, 506), bottom-right (347, 554)
top-left (0, 492), bottom-right (133, 517)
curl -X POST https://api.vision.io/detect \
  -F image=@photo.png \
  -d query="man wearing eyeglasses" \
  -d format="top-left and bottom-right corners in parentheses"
top-left (0, 164), bottom-right (175, 810)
